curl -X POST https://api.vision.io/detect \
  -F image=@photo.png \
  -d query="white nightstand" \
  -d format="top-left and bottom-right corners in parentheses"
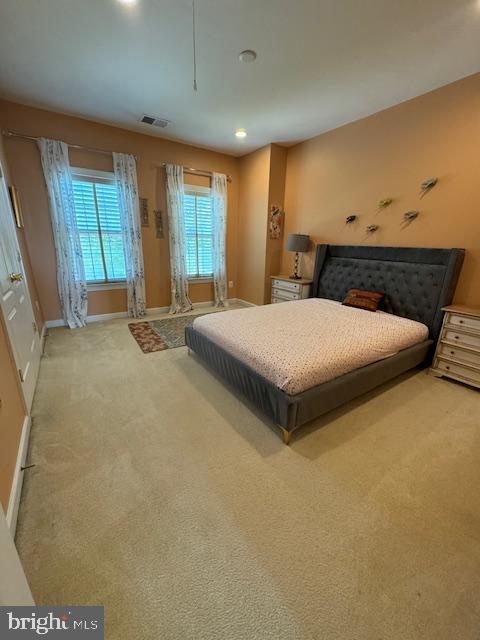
top-left (270, 275), bottom-right (312, 304)
top-left (430, 305), bottom-right (480, 389)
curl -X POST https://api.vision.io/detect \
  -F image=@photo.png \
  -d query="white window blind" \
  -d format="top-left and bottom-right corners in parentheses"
top-left (72, 170), bottom-right (126, 283)
top-left (184, 187), bottom-right (214, 278)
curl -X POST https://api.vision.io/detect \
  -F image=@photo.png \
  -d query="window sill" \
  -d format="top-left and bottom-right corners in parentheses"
top-left (87, 281), bottom-right (127, 292)
top-left (188, 277), bottom-right (213, 284)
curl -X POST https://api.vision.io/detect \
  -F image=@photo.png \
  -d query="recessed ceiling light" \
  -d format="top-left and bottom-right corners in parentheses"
top-left (239, 50), bottom-right (257, 63)
top-left (235, 128), bottom-right (247, 139)
top-left (117, 0), bottom-right (137, 6)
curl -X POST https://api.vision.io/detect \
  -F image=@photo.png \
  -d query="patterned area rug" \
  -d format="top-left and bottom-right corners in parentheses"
top-left (129, 311), bottom-right (222, 353)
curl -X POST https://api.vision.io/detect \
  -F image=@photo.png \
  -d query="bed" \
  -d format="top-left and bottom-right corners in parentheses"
top-left (185, 245), bottom-right (465, 443)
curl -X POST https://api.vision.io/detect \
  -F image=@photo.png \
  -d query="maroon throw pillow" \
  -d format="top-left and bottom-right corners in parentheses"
top-left (342, 288), bottom-right (385, 312)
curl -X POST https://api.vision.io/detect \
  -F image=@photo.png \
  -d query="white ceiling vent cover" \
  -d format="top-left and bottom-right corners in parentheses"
top-left (140, 114), bottom-right (170, 128)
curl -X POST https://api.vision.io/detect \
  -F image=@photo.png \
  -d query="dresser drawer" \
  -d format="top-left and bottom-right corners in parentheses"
top-left (272, 287), bottom-right (300, 301)
top-left (443, 329), bottom-right (480, 351)
top-left (438, 343), bottom-right (480, 368)
top-left (272, 279), bottom-right (301, 293)
top-left (436, 358), bottom-right (480, 386)
top-left (448, 313), bottom-right (480, 333)
top-left (271, 295), bottom-right (289, 304)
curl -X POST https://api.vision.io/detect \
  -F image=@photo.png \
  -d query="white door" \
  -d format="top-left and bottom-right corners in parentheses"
top-left (0, 161), bottom-right (41, 411)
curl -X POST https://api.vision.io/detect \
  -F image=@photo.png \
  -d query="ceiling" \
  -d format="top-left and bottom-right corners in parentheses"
top-left (0, 0), bottom-right (479, 156)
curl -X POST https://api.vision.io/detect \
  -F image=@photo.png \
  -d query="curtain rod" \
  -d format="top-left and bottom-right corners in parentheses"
top-left (156, 162), bottom-right (232, 182)
top-left (2, 129), bottom-right (139, 161)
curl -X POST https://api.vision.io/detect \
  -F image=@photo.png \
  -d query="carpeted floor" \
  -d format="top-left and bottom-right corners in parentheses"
top-left (15, 306), bottom-right (480, 640)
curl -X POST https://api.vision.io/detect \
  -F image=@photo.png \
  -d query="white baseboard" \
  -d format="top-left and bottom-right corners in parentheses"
top-left (192, 300), bottom-right (217, 309)
top-left (45, 310), bottom-right (128, 328)
top-left (145, 305), bottom-right (170, 316)
top-left (40, 324), bottom-right (47, 354)
top-left (145, 300), bottom-right (215, 316)
top-left (231, 298), bottom-right (256, 307)
top-left (7, 415), bottom-right (32, 535)
top-left (44, 299), bottom-right (252, 328)
top-left (85, 311), bottom-right (129, 323)
top-left (44, 318), bottom-right (65, 328)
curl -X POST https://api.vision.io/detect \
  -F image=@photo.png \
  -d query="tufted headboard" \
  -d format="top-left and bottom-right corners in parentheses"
top-left (312, 245), bottom-right (465, 341)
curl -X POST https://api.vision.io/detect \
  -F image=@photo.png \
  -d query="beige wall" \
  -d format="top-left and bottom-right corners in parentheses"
top-left (282, 73), bottom-right (480, 306)
top-left (236, 144), bottom-right (288, 305)
top-left (0, 100), bottom-right (240, 320)
top-left (264, 145), bottom-right (287, 302)
top-left (237, 145), bottom-right (271, 305)
top-left (0, 133), bottom-right (27, 513)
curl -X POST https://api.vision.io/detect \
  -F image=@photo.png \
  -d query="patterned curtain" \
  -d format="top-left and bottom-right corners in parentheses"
top-left (113, 152), bottom-right (146, 318)
top-left (165, 164), bottom-right (193, 314)
top-left (37, 138), bottom-right (87, 329)
top-left (211, 172), bottom-right (228, 307)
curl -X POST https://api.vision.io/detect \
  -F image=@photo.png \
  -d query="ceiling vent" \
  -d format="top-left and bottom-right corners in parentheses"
top-left (140, 114), bottom-right (170, 128)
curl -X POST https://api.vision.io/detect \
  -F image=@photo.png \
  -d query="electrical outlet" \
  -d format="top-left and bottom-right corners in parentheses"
top-left (228, 281), bottom-right (234, 289)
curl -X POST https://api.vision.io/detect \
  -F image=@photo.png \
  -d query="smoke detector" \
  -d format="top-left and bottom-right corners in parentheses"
top-left (239, 50), bottom-right (257, 63)
top-left (139, 115), bottom-right (170, 128)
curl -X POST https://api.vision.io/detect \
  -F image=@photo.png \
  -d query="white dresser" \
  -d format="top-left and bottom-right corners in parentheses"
top-left (270, 275), bottom-right (312, 304)
top-left (430, 305), bottom-right (480, 389)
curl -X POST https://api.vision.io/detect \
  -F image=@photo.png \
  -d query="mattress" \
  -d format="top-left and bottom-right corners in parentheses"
top-left (192, 299), bottom-right (429, 395)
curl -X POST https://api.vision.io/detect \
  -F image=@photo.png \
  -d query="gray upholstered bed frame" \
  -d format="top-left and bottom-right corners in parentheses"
top-left (185, 245), bottom-right (465, 444)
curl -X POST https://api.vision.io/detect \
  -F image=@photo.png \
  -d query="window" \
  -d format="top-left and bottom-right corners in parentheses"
top-left (184, 186), bottom-right (214, 279)
top-left (71, 169), bottom-right (126, 284)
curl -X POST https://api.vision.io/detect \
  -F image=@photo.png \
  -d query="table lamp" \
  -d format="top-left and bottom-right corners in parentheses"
top-left (287, 233), bottom-right (310, 280)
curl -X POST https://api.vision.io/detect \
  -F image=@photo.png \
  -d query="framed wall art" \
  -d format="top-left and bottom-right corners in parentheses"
top-left (269, 205), bottom-right (283, 240)
top-left (154, 209), bottom-right (164, 238)
top-left (139, 197), bottom-right (149, 226)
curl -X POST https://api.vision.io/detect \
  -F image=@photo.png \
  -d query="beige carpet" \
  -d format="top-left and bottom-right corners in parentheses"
top-left (15, 308), bottom-right (480, 640)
